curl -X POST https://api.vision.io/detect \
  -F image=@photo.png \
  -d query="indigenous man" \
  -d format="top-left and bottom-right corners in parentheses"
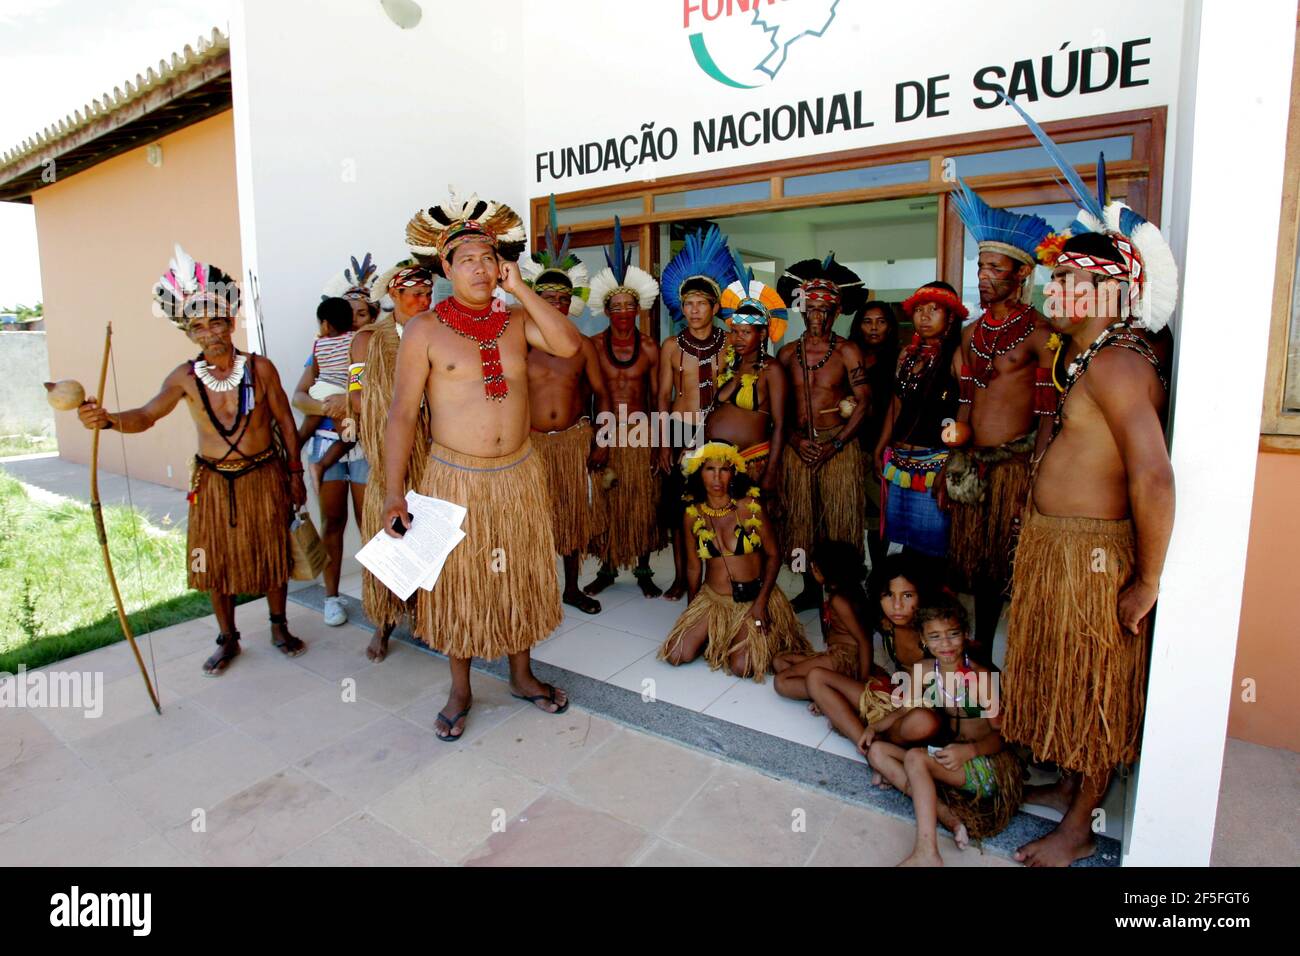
top-left (78, 245), bottom-right (307, 676)
top-left (582, 218), bottom-right (665, 598)
top-left (945, 182), bottom-right (1057, 660)
top-left (655, 225), bottom-right (739, 600)
top-left (1001, 116), bottom-right (1177, 866)
top-left (776, 254), bottom-right (871, 611)
top-left (384, 193), bottom-right (582, 741)
top-left (350, 259), bottom-right (434, 662)
top-left (522, 215), bottom-right (613, 615)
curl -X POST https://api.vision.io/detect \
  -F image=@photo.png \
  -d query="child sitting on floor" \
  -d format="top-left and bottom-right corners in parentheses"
top-left (298, 297), bottom-right (358, 490)
top-left (805, 552), bottom-right (937, 753)
top-left (863, 599), bottom-right (1022, 866)
top-left (773, 540), bottom-right (872, 700)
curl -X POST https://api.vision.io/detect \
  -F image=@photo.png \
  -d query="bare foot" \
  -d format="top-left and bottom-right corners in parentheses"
top-left (807, 701), bottom-right (822, 716)
top-left (663, 579), bottom-right (687, 602)
top-left (563, 589), bottom-right (601, 615)
top-left (1014, 824), bottom-right (1096, 867)
top-left (1022, 777), bottom-right (1076, 815)
top-left (583, 570), bottom-right (616, 596)
top-left (366, 627), bottom-right (390, 663)
top-left (635, 573), bottom-right (662, 598)
top-left (871, 772), bottom-right (894, 791)
top-left (951, 823), bottom-right (970, 851)
top-left (897, 848), bottom-right (943, 867)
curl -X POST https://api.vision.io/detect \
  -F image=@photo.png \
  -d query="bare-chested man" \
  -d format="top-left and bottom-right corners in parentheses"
top-left (383, 196), bottom-right (582, 741)
top-left (776, 255), bottom-right (871, 611)
top-left (78, 246), bottom-right (307, 676)
top-left (350, 262), bottom-right (434, 663)
top-left (945, 182), bottom-right (1059, 660)
top-left (526, 267), bottom-right (612, 615)
top-left (582, 230), bottom-right (664, 598)
top-left (654, 225), bottom-right (738, 600)
top-left (1004, 222), bottom-right (1176, 867)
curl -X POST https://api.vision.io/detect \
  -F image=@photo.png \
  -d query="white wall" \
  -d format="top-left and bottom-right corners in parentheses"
top-left (230, 0), bottom-right (527, 568)
top-left (1124, 0), bottom-right (1297, 866)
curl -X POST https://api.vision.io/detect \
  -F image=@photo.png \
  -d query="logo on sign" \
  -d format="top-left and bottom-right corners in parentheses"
top-left (684, 0), bottom-right (841, 89)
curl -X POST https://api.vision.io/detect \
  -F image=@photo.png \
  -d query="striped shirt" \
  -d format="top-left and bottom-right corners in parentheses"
top-left (313, 331), bottom-right (355, 389)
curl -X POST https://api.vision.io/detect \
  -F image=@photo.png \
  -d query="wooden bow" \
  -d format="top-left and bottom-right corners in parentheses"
top-left (91, 323), bottom-right (161, 714)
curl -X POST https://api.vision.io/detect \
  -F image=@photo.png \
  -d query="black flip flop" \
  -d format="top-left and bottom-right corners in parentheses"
top-left (563, 593), bottom-right (602, 615)
top-left (434, 707), bottom-right (470, 742)
top-left (511, 683), bottom-right (570, 715)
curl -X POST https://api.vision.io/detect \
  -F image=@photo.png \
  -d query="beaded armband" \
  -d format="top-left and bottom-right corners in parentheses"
top-left (1033, 366), bottom-right (1057, 416)
top-left (348, 362), bottom-right (365, 393)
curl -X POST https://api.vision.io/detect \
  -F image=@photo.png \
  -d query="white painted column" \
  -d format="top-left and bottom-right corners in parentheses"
top-left (1125, 0), bottom-right (1297, 865)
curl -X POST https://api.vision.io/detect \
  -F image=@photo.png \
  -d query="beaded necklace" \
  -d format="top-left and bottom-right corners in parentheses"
top-left (969, 304), bottom-right (1034, 388)
top-left (604, 329), bottom-right (641, 369)
top-left (795, 331), bottom-right (839, 373)
top-left (435, 297), bottom-right (511, 400)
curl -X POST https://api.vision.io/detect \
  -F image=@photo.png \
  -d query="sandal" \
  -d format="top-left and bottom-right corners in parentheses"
top-left (563, 592), bottom-right (601, 615)
top-left (269, 613), bottom-right (306, 658)
top-left (203, 632), bottom-right (241, 677)
top-left (511, 683), bottom-right (570, 715)
top-left (434, 707), bottom-right (471, 742)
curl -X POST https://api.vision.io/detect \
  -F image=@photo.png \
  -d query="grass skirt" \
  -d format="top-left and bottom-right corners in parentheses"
top-left (412, 439), bottom-right (562, 659)
top-left (658, 584), bottom-right (810, 682)
top-left (937, 748), bottom-right (1025, 841)
top-left (187, 448), bottom-right (290, 594)
top-left (360, 317), bottom-right (431, 628)
top-left (592, 443), bottom-right (664, 568)
top-left (1002, 504), bottom-right (1148, 777)
top-left (947, 437), bottom-right (1033, 589)
top-left (780, 430), bottom-right (866, 555)
top-left (533, 421), bottom-right (599, 557)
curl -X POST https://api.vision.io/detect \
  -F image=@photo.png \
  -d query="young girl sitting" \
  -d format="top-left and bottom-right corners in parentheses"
top-left (805, 552), bottom-right (938, 753)
top-left (773, 540), bottom-right (872, 700)
top-left (864, 599), bottom-right (1022, 866)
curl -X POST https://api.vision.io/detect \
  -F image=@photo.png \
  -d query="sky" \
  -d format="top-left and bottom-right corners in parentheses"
top-left (0, 0), bottom-right (231, 307)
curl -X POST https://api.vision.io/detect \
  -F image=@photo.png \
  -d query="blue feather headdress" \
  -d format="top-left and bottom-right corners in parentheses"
top-left (952, 178), bottom-right (1053, 306)
top-left (587, 216), bottom-right (660, 313)
top-left (999, 93), bottom-right (1179, 332)
top-left (321, 252), bottom-right (378, 302)
top-left (661, 225), bottom-right (740, 319)
top-left (521, 195), bottom-right (589, 317)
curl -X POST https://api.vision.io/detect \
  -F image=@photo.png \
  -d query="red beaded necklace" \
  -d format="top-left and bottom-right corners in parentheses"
top-left (969, 304), bottom-right (1034, 388)
top-left (436, 296), bottom-right (511, 401)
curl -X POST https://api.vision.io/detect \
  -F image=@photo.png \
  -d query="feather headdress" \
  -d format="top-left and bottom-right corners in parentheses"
top-left (587, 216), bottom-right (660, 314)
top-left (521, 196), bottom-right (589, 318)
top-left (321, 252), bottom-right (378, 302)
top-left (406, 188), bottom-right (527, 277)
top-left (776, 252), bottom-right (866, 316)
top-left (661, 224), bottom-right (740, 319)
top-left (720, 251), bottom-right (788, 342)
top-left (952, 178), bottom-right (1054, 305)
top-left (151, 243), bottom-right (240, 331)
top-left (372, 257), bottom-right (434, 300)
top-left (1000, 94), bottom-right (1179, 331)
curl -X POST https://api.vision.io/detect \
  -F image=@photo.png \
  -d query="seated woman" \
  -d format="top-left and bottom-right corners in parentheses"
top-left (705, 276), bottom-right (789, 492)
top-left (658, 442), bottom-right (810, 681)
top-left (805, 552), bottom-right (939, 752)
top-left (772, 539), bottom-right (872, 700)
top-left (865, 599), bottom-right (1021, 865)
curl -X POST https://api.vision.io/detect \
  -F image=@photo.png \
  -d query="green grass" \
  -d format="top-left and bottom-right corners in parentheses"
top-left (0, 433), bottom-right (57, 459)
top-left (0, 473), bottom-right (248, 673)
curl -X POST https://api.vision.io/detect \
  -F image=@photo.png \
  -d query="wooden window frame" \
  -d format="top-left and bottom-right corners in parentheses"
top-left (1261, 18), bottom-right (1300, 452)
top-left (533, 107), bottom-right (1166, 336)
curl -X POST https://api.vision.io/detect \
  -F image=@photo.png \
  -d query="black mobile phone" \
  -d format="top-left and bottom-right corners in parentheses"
top-left (391, 515), bottom-right (409, 536)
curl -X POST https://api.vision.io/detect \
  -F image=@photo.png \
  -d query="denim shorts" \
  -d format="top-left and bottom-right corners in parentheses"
top-left (307, 432), bottom-right (369, 485)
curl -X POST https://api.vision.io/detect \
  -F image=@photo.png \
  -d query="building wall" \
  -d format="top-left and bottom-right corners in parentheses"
top-left (1231, 450), bottom-right (1300, 751)
top-left (0, 331), bottom-right (55, 437)
top-left (33, 110), bottom-right (243, 490)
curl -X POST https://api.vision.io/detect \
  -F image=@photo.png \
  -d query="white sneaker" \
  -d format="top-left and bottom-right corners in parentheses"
top-left (323, 596), bottom-right (347, 627)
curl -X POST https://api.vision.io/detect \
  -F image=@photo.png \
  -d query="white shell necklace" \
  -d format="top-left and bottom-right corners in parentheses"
top-left (194, 353), bottom-right (246, 392)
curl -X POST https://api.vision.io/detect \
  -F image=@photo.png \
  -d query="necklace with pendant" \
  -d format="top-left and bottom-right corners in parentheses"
top-left (436, 297), bottom-right (511, 400)
top-left (194, 353), bottom-right (246, 392)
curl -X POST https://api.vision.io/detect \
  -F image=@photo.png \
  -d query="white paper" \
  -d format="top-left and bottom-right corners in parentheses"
top-left (354, 491), bottom-right (468, 601)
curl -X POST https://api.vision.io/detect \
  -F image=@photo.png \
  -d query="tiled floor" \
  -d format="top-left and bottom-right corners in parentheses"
top-left (333, 550), bottom-right (1131, 840)
top-left (0, 598), bottom-right (1019, 866)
